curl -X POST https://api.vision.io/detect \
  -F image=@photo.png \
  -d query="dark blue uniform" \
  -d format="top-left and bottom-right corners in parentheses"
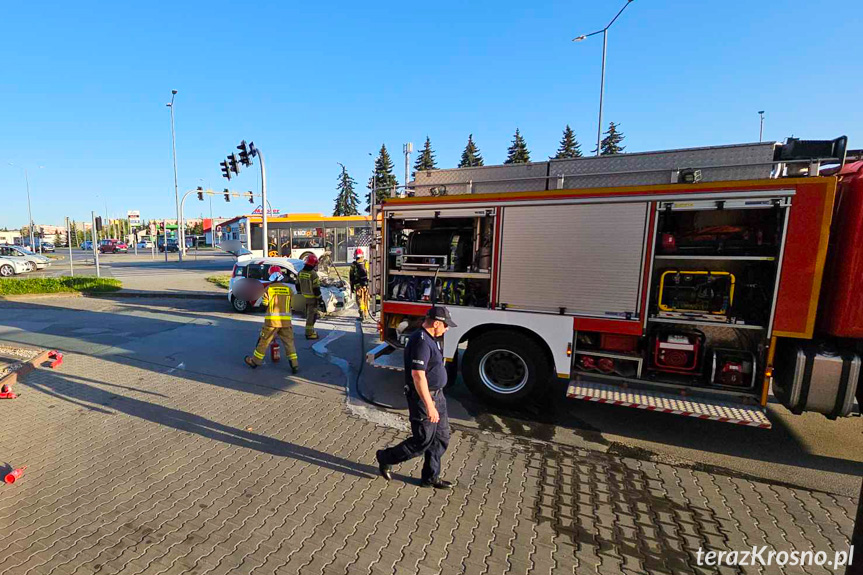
top-left (377, 327), bottom-right (450, 483)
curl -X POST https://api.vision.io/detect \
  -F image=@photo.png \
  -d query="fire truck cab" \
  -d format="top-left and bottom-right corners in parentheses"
top-left (367, 138), bottom-right (862, 429)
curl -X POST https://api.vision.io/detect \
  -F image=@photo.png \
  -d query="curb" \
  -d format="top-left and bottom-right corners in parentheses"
top-left (0, 293), bottom-right (84, 301)
top-left (0, 349), bottom-right (52, 389)
top-left (86, 291), bottom-right (225, 300)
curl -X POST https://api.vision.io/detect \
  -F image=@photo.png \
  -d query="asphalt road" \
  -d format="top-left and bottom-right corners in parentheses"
top-left (1, 294), bottom-right (860, 498)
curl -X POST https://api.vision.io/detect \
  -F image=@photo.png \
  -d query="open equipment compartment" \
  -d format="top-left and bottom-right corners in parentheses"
top-left (642, 196), bottom-right (791, 395)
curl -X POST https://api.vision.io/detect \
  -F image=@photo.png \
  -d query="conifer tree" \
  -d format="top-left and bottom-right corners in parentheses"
top-left (553, 125), bottom-right (583, 159)
top-left (413, 137), bottom-right (437, 172)
top-left (366, 144), bottom-right (399, 212)
top-left (333, 163), bottom-right (360, 216)
top-left (504, 129), bottom-right (531, 164)
top-left (597, 122), bottom-right (626, 155)
top-left (458, 134), bottom-right (484, 168)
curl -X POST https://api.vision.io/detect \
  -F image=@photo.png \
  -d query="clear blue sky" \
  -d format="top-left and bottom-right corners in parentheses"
top-left (1, 0), bottom-right (860, 229)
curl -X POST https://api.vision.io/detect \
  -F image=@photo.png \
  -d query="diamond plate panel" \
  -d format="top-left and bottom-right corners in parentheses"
top-left (566, 379), bottom-right (772, 428)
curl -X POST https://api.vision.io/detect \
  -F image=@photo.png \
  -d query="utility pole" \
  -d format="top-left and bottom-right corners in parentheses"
top-left (91, 211), bottom-right (100, 277)
top-left (66, 217), bottom-right (74, 277)
top-left (24, 169), bottom-right (35, 252)
top-left (403, 142), bottom-right (413, 198)
top-left (167, 90), bottom-right (181, 261)
top-left (758, 110), bottom-right (765, 142)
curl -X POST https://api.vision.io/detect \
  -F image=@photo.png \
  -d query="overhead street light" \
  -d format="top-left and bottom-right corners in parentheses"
top-left (572, 0), bottom-right (636, 156)
top-left (166, 89), bottom-right (182, 260)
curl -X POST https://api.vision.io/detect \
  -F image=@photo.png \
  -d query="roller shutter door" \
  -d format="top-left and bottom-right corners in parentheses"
top-left (497, 202), bottom-right (648, 317)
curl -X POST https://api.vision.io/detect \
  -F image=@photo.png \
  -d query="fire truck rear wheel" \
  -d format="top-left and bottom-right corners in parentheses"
top-left (462, 332), bottom-right (550, 405)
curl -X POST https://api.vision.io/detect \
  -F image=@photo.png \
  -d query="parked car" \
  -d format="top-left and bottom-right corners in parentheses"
top-left (158, 238), bottom-right (179, 253)
top-left (81, 240), bottom-right (93, 251)
top-left (0, 245), bottom-right (51, 271)
top-left (0, 256), bottom-right (30, 277)
top-left (137, 239), bottom-right (154, 249)
top-left (99, 239), bottom-right (128, 254)
top-left (40, 242), bottom-right (55, 253)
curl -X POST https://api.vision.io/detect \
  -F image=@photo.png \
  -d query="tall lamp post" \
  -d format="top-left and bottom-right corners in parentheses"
top-left (758, 110), bottom-right (765, 142)
top-left (166, 89), bottom-right (181, 261)
top-left (573, 0), bottom-right (635, 156)
top-left (8, 163), bottom-right (37, 252)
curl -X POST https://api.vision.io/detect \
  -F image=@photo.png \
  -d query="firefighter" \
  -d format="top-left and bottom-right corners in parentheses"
top-left (350, 248), bottom-right (370, 320)
top-left (244, 265), bottom-right (299, 373)
top-left (298, 254), bottom-right (323, 340)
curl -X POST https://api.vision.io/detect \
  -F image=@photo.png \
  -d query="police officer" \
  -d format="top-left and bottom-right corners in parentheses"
top-left (297, 254), bottom-right (322, 340)
top-left (244, 265), bottom-right (299, 373)
top-left (376, 306), bottom-right (456, 489)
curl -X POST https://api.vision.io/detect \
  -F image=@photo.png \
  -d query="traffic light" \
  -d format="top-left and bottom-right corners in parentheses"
top-left (95, 217), bottom-right (103, 232)
top-left (220, 160), bottom-right (232, 180)
top-left (197, 186), bottom-right (204, 201)
top-left (224, 189), bottom-right (231, 202)
top-left (247, 191), bottom-right (254, 204)
top-left (228, 153), bottom-right (241, 175)
top-left (237, 140), bottom-right (252, 166)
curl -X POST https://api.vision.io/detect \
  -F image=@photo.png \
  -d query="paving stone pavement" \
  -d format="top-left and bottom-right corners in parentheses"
top-left (0, 352), bottom-right (857, 575)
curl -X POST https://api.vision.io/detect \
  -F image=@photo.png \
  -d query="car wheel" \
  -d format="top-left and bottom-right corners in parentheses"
top-left (25, 262), bottom-right (35, 272)
top-left (0, 264), bottom-right (14, 277)
top-left (462, 331), bottom-right (551, 405)
top-left (231, 296), bottom-right (250, 313)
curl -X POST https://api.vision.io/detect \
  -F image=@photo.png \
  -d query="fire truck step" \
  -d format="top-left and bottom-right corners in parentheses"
top-left (566, 379), bottom-right (771, 428)
top-left (366, 343), bottom-right (405, 372)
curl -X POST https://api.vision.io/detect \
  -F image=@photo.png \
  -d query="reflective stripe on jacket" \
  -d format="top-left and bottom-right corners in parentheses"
top-left (262, 282), bottom-right (292, 327)
top-left (298, 268), bottom-right (321, 299)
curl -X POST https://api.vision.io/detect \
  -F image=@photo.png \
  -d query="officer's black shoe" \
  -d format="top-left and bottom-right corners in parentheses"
top-left (420, 478), bottom-right (454, 490)
top-left (291, 364), bottom-right (299, 374)
top-left (375, 450), bottom-right (392, 481)
top-left (244, 356), bottom-right (258, 369)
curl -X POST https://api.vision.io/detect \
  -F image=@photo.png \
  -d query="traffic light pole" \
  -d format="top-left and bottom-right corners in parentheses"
top-left (256, 148), bottom-right (269, 257)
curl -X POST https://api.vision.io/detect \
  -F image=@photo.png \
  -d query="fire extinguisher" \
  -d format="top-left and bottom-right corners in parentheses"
top-left (270, 341), bottom-right (281, 362)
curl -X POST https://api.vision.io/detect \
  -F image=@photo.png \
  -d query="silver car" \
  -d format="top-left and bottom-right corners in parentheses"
top-left (0, 245), bottom-right (50, 272)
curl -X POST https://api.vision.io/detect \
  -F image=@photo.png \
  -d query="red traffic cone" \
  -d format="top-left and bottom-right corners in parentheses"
top-left (270, 341), bottom-right (281, 363)
top-left (4, 466), bottom-right (26, 484)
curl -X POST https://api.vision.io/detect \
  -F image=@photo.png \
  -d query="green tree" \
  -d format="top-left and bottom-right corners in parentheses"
top-left (333, 163), bottom-right (360, 216)
top-left (458, 134), bottom-right (484, 168)
top-left (69, 221), bottom-right (78, 247)
top-left (553, 125), bottom-right (583, 159)
top-left (413, 137), bottom-right (437, 172)
top-left (366, 144), bottom-right (399, 213)
top-left (504, 129), bottom-right (531, 164)
top-left (597, 121), bottom-right (626, 155)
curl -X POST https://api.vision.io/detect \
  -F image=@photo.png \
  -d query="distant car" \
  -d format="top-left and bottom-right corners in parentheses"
top-left (99, 239), bottom-right (127, 254)
top-left (41, 242), bottom-right (55, 253)
top-left (0, 256), bottom-right (29, 277)
top-left (0, 245), bottom-right (51, 271)
top-left (158, 239), bottom-right (179, 253)
top-left (137, 239), bottom-right (154, 249)
top-left (81, 240), bottom-right (93, 251)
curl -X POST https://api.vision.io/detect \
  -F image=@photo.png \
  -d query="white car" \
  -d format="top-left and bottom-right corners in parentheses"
top-left (226, 252), bottom-right (348, 314)
top-left (137, 239), bottom-right (154, 249)
top-left (0, 256), bottom-right (30, 277)
top-left (0, 245), bottom-right (50, 272)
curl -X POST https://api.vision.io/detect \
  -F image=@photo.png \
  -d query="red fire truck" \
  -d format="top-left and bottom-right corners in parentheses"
top-left (366, 137), bottom-right (862, 429)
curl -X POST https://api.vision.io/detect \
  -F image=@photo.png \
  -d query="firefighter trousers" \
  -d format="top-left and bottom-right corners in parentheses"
top-left (251, 325), bottom-right (298, 367)
top-left (378, 387), bottom-right (450, 483)
top-left (304, 298), bottom-right (318, 337)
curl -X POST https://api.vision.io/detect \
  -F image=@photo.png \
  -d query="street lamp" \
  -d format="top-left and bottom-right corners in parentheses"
top-left (166, 89), bottom-right (181, 261)
top-left (758, 110), bottom-right (765, 142)
top-left (8, 162), bottom-right (38, 252)
top-left (573, 0), bottom-right (636, 156)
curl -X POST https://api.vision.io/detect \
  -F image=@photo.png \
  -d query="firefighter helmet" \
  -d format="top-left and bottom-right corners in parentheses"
top-left (305, 254), bottom-right (319, 267)
top-left (268, 265), bottom-right (281, 275)
top-left (268, 265), bottom-right (284, 282)
top-left (355, 248), bottom-right (364, 260)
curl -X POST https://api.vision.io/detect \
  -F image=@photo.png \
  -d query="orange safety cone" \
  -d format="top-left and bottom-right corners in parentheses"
top-left (4, 466), bottom-right (26, 484)
top-left (270, 341), bottom-right (281, 363)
